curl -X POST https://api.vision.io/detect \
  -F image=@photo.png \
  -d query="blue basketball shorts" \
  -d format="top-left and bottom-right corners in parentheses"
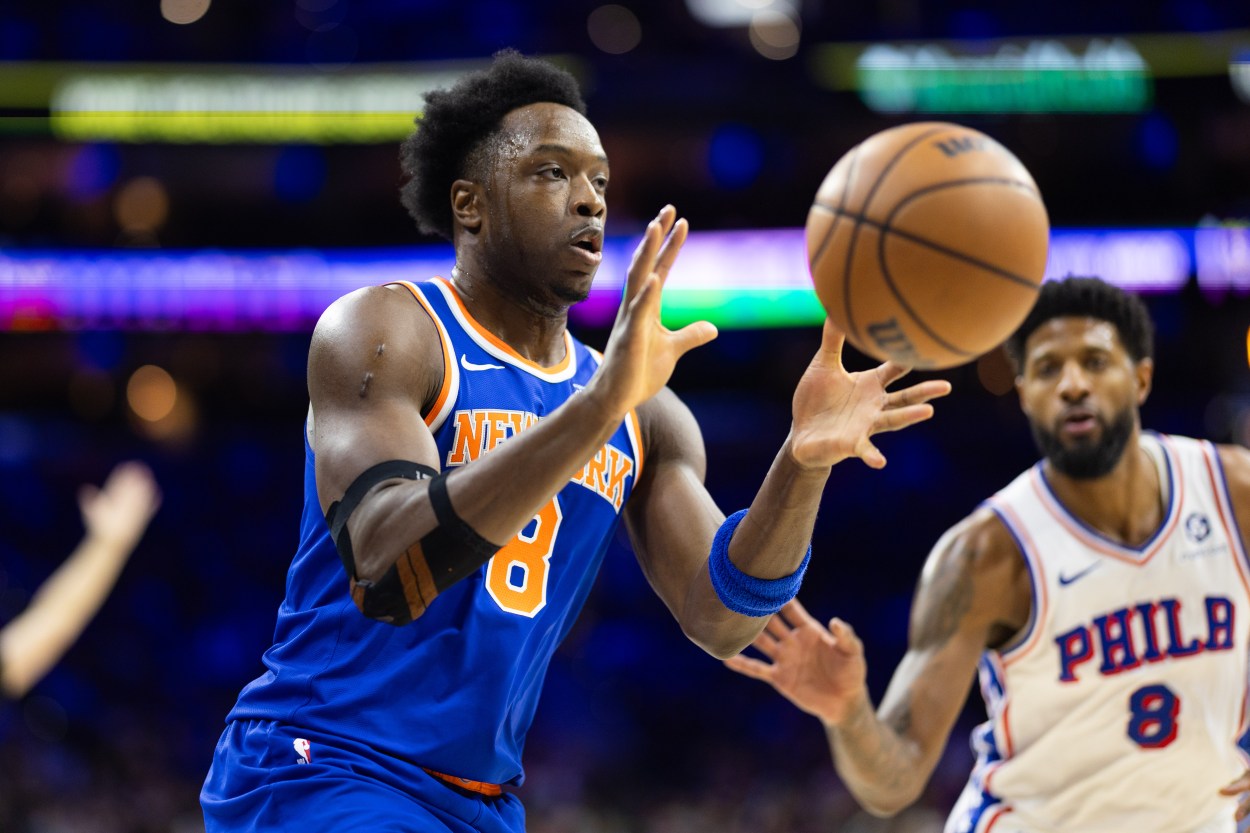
top-left (201, 719), bottom-right (526, 833)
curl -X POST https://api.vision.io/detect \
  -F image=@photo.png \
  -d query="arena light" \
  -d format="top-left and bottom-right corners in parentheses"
top-left (0, 227), bottom-right (1232, 333)
top-left (49, 69), bottom-right (460, 143)
top-left (1043, 229), bottom-right (1191, 292)
top-left (810, 29), bottom-right (1250, 114)
top-left (683, 0), bottom-right (797, 28)
top-left (1231, 53), bottom-right (1250, 103)
top-left (0, 58), bottom-right (582, 143)
top-left (827, 38), bottom-right (1152, 114)
top-left (1194, 223), bottom-right (1250, 292)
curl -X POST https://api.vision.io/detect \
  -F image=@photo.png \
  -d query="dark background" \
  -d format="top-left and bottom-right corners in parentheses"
top-left (2, 2), bottom-right (1250, 831)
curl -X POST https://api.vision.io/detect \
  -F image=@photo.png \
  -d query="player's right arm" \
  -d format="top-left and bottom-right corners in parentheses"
top-left (726, 506), bottom-right (1030, 816)
top-left (309, 206), bottom-right (716, 623)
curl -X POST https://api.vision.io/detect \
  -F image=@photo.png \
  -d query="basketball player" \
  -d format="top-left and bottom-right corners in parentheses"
top-left (727, 276), bottom-right (1250, 832)
top-left (200, 50), bottom-right (950, 832)
top-left (2, 461), bottom-right (160, 699)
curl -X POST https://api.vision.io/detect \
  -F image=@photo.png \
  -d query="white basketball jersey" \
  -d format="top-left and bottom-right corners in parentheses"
top-left (946, 434), bottom-right (1250, 833)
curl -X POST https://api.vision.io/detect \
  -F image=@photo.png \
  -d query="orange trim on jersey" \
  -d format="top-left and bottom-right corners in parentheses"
top-left (1000, 701), bottom-right (1014, 759)
top-left (435, 277), bottom-right (573, 374)
top-left (982, 805), bottom-right (1013, 833)
top-left (423, 767), bottom-right (503, 797)
top-left (387, 280), bottom-right (454, 427)
top-left (627, 408), bottom-right (644, 481)
top-left (978, 651), bottom-right (1016, 773)
top-left (1027, 461), bottom-right (1183, 565)
top-left (982, 760), bottom-right (1002, 797)
top-left (993, 501), bottom-right (1050, 667)
top-left (1198, 441), bottom-right (1250, 742)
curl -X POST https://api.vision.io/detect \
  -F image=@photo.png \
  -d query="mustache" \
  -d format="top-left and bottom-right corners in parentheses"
top-left (1032, 405), bottom-right (1136, 480)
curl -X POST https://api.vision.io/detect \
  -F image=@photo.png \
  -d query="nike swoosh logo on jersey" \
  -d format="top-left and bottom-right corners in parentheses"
top-left (1058, 562), bottom-right (1102, 586)
top-left (461, 354), bottom-right (505, 372)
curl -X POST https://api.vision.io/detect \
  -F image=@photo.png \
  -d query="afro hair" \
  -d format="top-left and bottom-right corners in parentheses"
top-left (1004, 276), bottom-right (1155, 370)
top-left (398, 49), bottom-right (587, 241)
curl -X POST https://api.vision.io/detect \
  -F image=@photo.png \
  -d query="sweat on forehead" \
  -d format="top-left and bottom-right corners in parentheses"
top-left (475, 104), bottom-right (604, 169)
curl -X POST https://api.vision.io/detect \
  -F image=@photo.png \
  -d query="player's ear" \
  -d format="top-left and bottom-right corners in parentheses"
top-left (1134, 356), bottom-right (1154, 405)
top-left (451, 180), bottom-right (483, 233)
top-left (1014, 372), bottom-right (1031, 417)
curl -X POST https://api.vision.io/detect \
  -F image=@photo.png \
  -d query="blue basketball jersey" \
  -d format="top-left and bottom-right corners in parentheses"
top-left (225, 278), bottom-right (643, 787)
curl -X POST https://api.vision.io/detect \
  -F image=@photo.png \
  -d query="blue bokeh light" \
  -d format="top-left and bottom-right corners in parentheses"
top-left (707, 124), bottom-right (765, 190)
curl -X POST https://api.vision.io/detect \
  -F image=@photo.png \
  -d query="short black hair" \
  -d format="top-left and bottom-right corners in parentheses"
top-left (398, 49), bottom-right (587, 241)
top-left (1004, 276), bottom-right (1155, 369)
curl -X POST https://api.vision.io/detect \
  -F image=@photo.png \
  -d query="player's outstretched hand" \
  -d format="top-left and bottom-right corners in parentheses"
top-left (724, 598), bottom-right (869, 728)
top-left (588, 205), bottom-right (718, 418)
top-left (788, 320), bottom-right (951, 470)
top-left (79, 461), bottom-right (162, 558)
top-left (1218, 770), bottom-right (1250, 822)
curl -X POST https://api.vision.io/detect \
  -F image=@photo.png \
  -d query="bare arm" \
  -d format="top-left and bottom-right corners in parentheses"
top-left (1215, 443), bottom-right (1250, 555)
top-left (623, 321), bottom-right (950, 659)
top-left (1214, 443), bottom-right (1250, 821)
top-left (726, 508), bottom-right (1030, 815)
top-left (317, 208), bottom-right (717, 615)
top-left (0, 462), bottom-right (160, 699)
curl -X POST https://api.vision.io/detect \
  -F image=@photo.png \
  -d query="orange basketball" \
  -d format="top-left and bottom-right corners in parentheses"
top-left (805, 122), bottom-right (1050, 370)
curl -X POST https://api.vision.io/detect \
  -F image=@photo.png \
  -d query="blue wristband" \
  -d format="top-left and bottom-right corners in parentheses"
top-left (707, 509), bottom-right (811, 617)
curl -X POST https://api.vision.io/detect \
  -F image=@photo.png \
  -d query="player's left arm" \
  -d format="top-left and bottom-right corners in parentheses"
top-left (1215, 443), bottom-right (1250, 821)
top-left (623, 322), bottom-right (950, 659)
top-left (1215, 443), bottom-right (1250, 550)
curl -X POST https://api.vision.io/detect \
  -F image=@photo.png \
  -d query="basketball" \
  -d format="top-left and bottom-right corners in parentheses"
top-left (805, 122), bottom-right (1050, 370)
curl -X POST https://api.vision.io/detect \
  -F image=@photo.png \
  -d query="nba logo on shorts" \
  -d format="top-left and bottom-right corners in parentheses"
top-left (293, 738), bottom-right (312, 765)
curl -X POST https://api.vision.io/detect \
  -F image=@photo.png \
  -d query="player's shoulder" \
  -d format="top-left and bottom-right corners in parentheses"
top-left (923, 503), bottom-right (1022, 582)
top-left (1213, 441), bottom-right (1250, 499)
top-left (316, 283), bottom-right (436, 341)
top-left (308, 284), bottom-right (444, 400)
top-left (913, 503), bottom-right (1030, 635)
top-left (313, 284), bottom-right (441, 362)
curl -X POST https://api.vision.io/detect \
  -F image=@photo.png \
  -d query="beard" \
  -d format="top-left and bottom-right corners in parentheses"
top-left (1030, 406), bottom-right (1135, 480)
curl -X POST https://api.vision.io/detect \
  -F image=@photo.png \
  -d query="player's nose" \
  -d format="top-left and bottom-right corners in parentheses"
top-left (1056, 361), bottom-right (1090, 400)
top-left (572, 175), bottom-right (605, 218)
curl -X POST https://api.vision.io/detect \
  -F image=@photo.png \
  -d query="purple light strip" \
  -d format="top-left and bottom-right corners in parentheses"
top-left (0, 227), bottom-right (1239, 331)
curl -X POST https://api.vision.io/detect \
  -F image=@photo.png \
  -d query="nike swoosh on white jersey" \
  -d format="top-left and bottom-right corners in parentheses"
top-left (1057, 561), bottom-right (1102, 586)
top-left (460, 354), bottom-right (505, 372)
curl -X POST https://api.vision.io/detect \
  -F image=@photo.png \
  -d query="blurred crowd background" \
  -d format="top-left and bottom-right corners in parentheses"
top-left (3, 1), bottom-right (1250, 831)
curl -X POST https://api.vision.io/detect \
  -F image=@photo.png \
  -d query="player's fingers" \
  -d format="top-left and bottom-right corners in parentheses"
top-left (828, 618), bottom-right (862, 654)
top-left (874, 359), bottom-right (912, 388)
top-left (763, 615), bottom-right (791, 641)
top-left (668, 320), bottom-right (719, 357)
top-left (872, 403), bottom-right (936, 434)
top-left (622, 210), bottom-right (671, 304)
top-left (817, 320), bottom-right (846, 364)
top-left (1236, 793), bottom-right (1250, 823)
top-left (778, 598), bottom-right (820, 629)
top-left (857, 439), bottom-right (886, 469)
top-left (1219, 771), bottom-right (1250, 795)
top-left (623, 274), bottom-right (662, 324)
top-left (724, 654), bottom-right (774, 682)
top-left (884, 379), bottom-right (952, 409)
top-left (653, 216), bottom-right (688, 284)
top-left (750, 633), bottom-right (781, 660)
top-left (1238, 795), bottom-right (1250, 822)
